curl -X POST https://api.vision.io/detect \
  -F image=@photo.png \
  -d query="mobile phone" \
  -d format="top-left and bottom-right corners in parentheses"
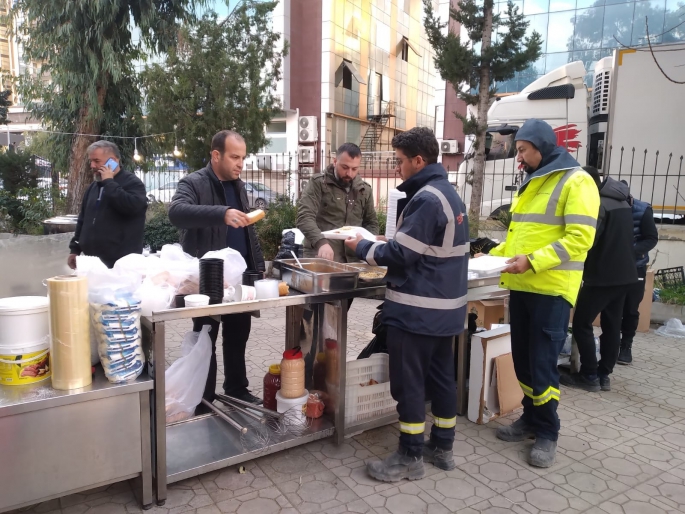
top-left (105, 158), bottom-right (118, 172)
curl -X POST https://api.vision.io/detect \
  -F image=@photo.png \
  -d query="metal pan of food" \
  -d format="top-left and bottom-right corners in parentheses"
top-left (346, 263), bottom-right (388, 286)
top-left (276, 258), bottom-right (360, 293)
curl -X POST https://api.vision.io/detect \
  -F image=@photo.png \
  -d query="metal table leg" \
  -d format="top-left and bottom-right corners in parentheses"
top-left (152, 321), bottom-right (167, 506)
top-left (334, 300), bottom-right (348, 444)
top-left (139, 390), bottom-right (153, 509)
top-left (456, 314), bottom-right (469, 416)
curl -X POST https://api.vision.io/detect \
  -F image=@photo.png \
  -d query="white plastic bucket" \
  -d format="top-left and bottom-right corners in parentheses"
top-left (0, 296), bottom-right (50, 350)
top-left (276, 389), bottom-right (309, 422)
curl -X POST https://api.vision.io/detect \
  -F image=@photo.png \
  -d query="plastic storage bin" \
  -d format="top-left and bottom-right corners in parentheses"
top-left (345, 353), bottom-right (397, 426)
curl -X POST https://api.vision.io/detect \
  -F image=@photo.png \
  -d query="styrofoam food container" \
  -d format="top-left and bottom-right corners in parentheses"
top-left (0, 296), bottom-right (50, 350)
top-left (183, 294), bottom-right (210, 307)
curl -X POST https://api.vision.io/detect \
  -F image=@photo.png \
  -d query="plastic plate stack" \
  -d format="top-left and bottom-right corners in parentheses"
top-left (385, 189), bottom-right (407, 240)
top-left (345, 353), bottom-right (397, 426)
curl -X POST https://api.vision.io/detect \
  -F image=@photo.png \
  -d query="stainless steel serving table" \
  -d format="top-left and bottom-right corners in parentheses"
top-left (142, 277), bottom-right (507, 505)
top-left (0, 367), bottom-right (154, 513)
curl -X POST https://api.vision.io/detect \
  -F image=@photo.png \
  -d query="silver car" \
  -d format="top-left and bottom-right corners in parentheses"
top-left (245, 182), bottom-right (278, 210)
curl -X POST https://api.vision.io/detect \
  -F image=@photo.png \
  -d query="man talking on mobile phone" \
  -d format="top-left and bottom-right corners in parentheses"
top-left (68, 140), bottom-right (148, 269)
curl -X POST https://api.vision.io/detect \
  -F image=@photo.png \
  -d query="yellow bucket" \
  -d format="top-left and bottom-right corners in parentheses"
top-left (0, 342), bottom-right (51, 386)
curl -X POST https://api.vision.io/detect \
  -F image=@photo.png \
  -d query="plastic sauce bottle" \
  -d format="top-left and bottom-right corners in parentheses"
top-left (263, 364), bottom-right (281, 411)
top-left (280, 347), bottom-right (305, 399)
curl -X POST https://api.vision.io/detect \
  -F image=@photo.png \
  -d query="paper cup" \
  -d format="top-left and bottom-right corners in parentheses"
top-left (232, 285), bottom-right (256, 302)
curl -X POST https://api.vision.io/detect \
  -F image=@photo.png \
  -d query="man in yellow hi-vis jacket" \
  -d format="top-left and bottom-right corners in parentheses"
top-left (481, 119), bottom-right (600, 468)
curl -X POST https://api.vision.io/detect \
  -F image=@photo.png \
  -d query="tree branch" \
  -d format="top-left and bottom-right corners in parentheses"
top-left (645, 16), bottom-right (685, 84)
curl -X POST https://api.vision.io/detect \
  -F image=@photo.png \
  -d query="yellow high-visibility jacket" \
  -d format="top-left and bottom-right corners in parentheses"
top-left (489, 166), bottom-right (600, 306)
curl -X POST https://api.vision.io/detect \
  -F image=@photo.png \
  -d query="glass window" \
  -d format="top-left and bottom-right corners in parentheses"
top-left (664, 0), bottom-right (685, 42)
top-left (572, 49), bottom-right (604, 78)
top-left (550, 0), bottom-right (577, 12)
top-left (573, 7), bottom-right (605, 49)
top-left (577, 0), bottom-right (605, 8)
top-left (266, 122), bottom-right (286, 133)
top-left (632, 0), bottom-right (667, 45)
top-left (524, 0), bottom-right (550, 15)
top-left (525, 14), bottom-right (550, 53)
top-left (485, 131), bottom-right (517, 161)
top-left (603, 2), bottom-right (636, 47)
top-left (547, 11), bottom-right (577, 52)
top-left (376, 22), bottom-right (391, 53)
top-left (264, 137), bottom-right (287, 154)
top-left (546, 51), bottom-right (573, 71)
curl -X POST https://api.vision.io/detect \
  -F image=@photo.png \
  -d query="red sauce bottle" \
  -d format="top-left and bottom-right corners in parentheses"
top-left (263, 364), bottom-right (281, 411)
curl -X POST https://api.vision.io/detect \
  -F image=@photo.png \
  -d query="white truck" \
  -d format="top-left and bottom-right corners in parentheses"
top-left (458, 42), bottom-right (685, 220)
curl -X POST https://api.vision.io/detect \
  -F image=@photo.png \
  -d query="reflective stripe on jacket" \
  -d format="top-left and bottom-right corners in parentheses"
top-left (355, 164), bottom-right (469, 336)
top-left (489, 166), bottom-right (600, 306)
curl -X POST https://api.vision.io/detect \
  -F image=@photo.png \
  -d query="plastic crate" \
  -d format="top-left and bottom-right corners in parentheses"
top-left (345, 353), bottom-right (389, 389)
top-left (345, 354), bottom-right (397, 426)
top-left (655, 267), bottom-right (685, 289)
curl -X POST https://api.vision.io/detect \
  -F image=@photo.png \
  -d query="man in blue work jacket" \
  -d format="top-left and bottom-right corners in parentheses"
top-left (345, 127), bottom-right (469, 482)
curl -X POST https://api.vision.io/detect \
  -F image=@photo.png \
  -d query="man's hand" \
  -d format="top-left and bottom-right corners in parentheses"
top-left (67, 254), bottom-right (77, 270)
top-left (224, 209), bottom-right (250, 228)
top-left (376, 235), bottom-right (388, 242)
top-left (473, 252), bottom-right (486, 258)
top-left (98, 165), bottom-right (115, 181)
top-left (317, 243), bottom-right (335, 260)
top-left (344, 234), bottom-right (364, 253)
top-left (502, 254), bottom-right (532, 274)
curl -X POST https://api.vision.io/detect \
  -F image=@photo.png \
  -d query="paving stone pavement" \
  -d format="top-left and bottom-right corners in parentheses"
top-left (9, 299), bottom-right (685, 514)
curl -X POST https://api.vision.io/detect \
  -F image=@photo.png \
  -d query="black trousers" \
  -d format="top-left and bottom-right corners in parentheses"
top-left (573, 284), bottom-right (632, 377)
top-left (387, 326), bottom-right (457, 457)
top-left (621, 268), bottom-right (647, 347)
top-left (192, 313), bottom-right (252, 401)
top-left (510, 291), bottom-right (570, 441)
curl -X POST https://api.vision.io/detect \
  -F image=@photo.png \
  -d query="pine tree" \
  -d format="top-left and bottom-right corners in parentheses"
top-left (423, 0), bottom-right (542, 221)
top-left (13, 0), bottom-right (201, 213)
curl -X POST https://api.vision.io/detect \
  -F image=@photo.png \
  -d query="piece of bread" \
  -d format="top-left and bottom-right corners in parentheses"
top-left (246, 209), bottom-right (265, 224)
top-left (278, 281), bottom-right (289, 296)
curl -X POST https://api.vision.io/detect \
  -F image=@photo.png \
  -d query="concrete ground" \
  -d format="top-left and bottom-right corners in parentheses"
top-left (10, 298), bottom-right (685, 514)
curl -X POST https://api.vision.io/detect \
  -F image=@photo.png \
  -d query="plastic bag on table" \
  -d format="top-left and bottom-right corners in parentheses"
top-left (656, 318), bottom-right (685, 338)
top-left (202, 247), bottom-right (247, 287)
top-left (138, 278), bottom-right (176, 316)
top-left (165, 326), bottom-right (213, 424)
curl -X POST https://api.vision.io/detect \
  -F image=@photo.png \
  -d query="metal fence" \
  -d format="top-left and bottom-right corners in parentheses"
top-left (457, 147), bottom-right (685, 223)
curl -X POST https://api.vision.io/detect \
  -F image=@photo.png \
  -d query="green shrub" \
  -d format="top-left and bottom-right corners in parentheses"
top-left (256, 196), bottom-right (297, 261)
top-left (144, 202), bottom-right (179, 252)
top-left (0, 188), bottom-right (53, 234)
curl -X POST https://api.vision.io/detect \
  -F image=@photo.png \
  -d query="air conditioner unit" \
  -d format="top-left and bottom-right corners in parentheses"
top-left (298, 116), bottom-right (318, 142)
top-left (440, 140), bottom-right (459, 154)
top-left (440, 139), bottom-right (459, 154)
top-left (299, 146), bottom-right (316, 164)
top-left (299, 166), bottom-right (315, 176)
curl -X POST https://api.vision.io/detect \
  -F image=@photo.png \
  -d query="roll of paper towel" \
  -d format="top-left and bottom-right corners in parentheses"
top-left (385, 189), bottom-right (407, 240)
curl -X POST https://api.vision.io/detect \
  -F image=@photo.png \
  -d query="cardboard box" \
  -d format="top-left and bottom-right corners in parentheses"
top-left (467, 326), bottom-right (523, 424)
top-left (591, 269), bottom-right (655, 332)
top-left (468, 300), bottom-right (505, 330)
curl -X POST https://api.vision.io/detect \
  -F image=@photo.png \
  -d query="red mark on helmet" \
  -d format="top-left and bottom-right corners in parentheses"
top-left (554, 124), bottom-right (582, 151)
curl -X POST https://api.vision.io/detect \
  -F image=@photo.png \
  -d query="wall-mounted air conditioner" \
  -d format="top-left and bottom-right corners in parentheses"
top-left (298, 116), bottom-right (318, 143)
top-left (440, 140), bottom-right (459, 154)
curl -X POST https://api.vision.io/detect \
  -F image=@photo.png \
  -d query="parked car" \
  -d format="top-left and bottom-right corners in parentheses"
top-left (147, 181), bottom-right (178, 203)
top-left (245, 182), bottom-right (278, 210)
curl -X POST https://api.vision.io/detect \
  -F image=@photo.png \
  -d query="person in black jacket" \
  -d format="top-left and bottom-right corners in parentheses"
top-left (169, 130), bottom-right (265, 405)
top-left (68, 141), bottom-right (147, 269)
top-left (618, 182), bottom-right (659, 365)
top-left (561, 169), bottom-right (638, 393)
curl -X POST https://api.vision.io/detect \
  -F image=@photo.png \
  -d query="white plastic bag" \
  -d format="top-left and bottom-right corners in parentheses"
top-left (202, 247), bottom-right (247, 287)
top-left (655, 318), bottom-right (685, 338)
top-left (165, 326), bottom-right (212, 424)
top-left (138, 278), bottom-right (176, 316)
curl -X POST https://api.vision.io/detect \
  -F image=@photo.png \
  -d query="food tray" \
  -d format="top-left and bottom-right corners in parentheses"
top-left (346, 263), bottom-right (387, 286)
top-left (276, 258), bottom-right (359, 293)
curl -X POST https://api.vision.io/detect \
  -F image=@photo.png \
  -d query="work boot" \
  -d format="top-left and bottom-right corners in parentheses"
top-left (529, 438), bottom-right (557, 468)
top-left (599, 375), bottom-right (611, 392)
top-left (617, 344), bottom-right (633, 365)
top-left (560, 373), bottom-right (600, 392)
top-left (423, 441), bottom-right (456, 471)
top-left (366, 450), bottom-right (425, 482)
top-left (496, 416), bottom-right (535, 442)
